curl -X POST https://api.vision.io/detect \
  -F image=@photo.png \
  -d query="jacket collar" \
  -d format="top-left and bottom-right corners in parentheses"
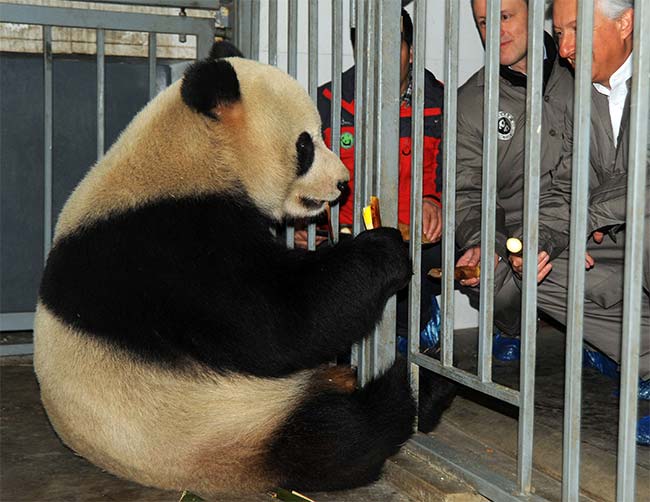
top-left (499, 31), bottom-right (557, 92)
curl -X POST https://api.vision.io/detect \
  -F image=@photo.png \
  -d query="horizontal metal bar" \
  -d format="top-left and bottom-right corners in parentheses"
top-left (0, 3), bottom-right (213, 36)
top-left (413, 353), bottom-right (520, 406)
top-left (0, 344), bottom-right (34, 357)
top-left (0, 313), bottom-right (35, 332)
top-left (409, 434), bottom-right (551, 502)
top-left (67, 0), bottom-right (218, 10)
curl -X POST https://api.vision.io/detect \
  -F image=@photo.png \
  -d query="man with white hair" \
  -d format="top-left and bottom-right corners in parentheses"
top-left (510, 0), bottom-right (650, 384)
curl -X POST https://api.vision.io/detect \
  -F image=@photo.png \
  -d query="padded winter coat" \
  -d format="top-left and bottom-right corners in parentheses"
top-left (538, 78), bottom-right (650, 306)
top-left (454, 33), bottom-right (574, 259)
top-left (318, 66), bottom-right (444, 226)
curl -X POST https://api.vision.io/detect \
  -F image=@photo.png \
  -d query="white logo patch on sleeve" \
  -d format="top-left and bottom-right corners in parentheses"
top-left (497, 111), bottom-right (515, 141)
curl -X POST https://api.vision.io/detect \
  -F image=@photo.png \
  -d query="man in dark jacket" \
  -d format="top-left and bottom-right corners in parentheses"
top-left (513, 0), bottom-right (649, 379)
top-left (455, 0), bottom-right (574, 336)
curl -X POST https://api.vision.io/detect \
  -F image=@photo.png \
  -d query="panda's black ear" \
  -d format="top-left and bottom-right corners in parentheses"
top-left (181, 59), bottom-right (241, 117)
top-left (209, 40), bottom-right (244, 60)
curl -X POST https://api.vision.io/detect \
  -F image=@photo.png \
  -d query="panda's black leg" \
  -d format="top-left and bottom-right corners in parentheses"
top-left (265, 358), bottom-right (416, 492)
top-left (417, 359), bottom-right (457, 433)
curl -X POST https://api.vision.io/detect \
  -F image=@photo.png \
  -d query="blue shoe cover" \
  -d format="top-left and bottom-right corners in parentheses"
top-left (397, 296), bottom-right (440, 354)
top-left (493, 331), bottom-right (520, 361)
top-left (637, 416), bottom-right (650, 446)
top-left (583, 346), bottom-right (619, 379)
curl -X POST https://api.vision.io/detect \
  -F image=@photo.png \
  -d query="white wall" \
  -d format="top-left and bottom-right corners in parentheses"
top-left (255, 0), bottom-right (486, 91)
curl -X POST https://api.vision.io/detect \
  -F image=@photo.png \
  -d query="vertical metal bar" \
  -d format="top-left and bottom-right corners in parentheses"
top-left (350, 0), bottom-right (365, 372)
top-left (355, 0), bottom-right (373, 383)
top-left (43, 25), bottom-right (53, 260)
top-left (408, 0), bottom-right (427, 394)
top-left (96, 28), bottom-right (105, 159)
top-left (616, 3), bottom-right (649, 500)
top-left (373, 0), bottom-right (401, 375)
top-left (249, 0), bottom-right (260, 61)
top-left (478, 0), bottom-right (501, 382)
top-left (287, 0), bottom-right (298, 78)
top-left (441, 0), bottom-right (459, 368)
top-left (330, 0), bottom-right (343, 243)
top-left (268, 0), bottom-right (278, 66)
top-left (352, 0), bottom-right (368, 237)
top-left (234, 0), bottom-right (252, 58)
top-left (306, 0), bottom-right (318, 251)
top-left (562, 2), bottom-right (594, 500)
top-left (361, 0), bottom-right (378, 382)
top-left (517, 0), bottom-right (544, 494)
top-left (148, 32), bottom-right (157, 100)
top-left (285, 0), bottom-right (299, 249)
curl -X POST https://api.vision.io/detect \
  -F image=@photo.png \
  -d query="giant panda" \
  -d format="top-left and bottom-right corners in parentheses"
top-left (34, 42), bottom-right (454, 496)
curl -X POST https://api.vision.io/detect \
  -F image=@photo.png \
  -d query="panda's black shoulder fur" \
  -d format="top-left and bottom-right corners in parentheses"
top-left (40, 193), bottom-right (411, 377)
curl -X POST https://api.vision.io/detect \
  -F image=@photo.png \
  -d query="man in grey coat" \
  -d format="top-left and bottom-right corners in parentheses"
top-left (511, 0), bottom-right (650, 378)
top-left (455, 0), bottom-right (574, 335)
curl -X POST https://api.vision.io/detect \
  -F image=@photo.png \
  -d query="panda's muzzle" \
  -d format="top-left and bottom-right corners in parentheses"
top-left (300, 197), bottom-right (327, 210)
top-left (300, 180), bottom-right (348, 210)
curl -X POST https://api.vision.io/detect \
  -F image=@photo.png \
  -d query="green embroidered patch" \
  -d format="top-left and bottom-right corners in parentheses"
top-left (340, 132), bottom-right (354, 149)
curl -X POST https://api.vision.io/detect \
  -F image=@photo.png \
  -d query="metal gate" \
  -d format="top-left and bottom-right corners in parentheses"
top-left (0, 0), bottom-right (216, 338)
top-left (1, 0), bottom-right (647, 500)
top-left (233, 0), bottom-right (648, 500)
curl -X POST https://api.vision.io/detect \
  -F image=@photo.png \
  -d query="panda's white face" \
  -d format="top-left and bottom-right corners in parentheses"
top-left (225, 58), bottom-right (350, 221)
top-left (282, 130), bottom-right (349, 218)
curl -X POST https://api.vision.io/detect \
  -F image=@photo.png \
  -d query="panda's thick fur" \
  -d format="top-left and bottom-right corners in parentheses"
top-left (34, 42), bottom-right (455, 496)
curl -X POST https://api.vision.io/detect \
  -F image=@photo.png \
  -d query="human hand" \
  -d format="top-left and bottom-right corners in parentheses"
top-left (294, 229), bottom-right (327, 249)
top-left (509, 251), bottom-right (553, 283)
top-left (455, 246), bottom-right (499, 287)
top-left (422, 200), bottom-right (442, 243)
top-left (592, 231), bottom-right (605, 244)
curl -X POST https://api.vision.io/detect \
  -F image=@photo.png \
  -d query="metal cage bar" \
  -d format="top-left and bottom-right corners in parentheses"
top-left (96, 28), bottom-right (105, 159)
top-left (148, 32), bottom-right (157, 99)
top-left (372, 0), bottom-right (401, 375)
top-left (43, 25), bottom-right (53, 262)
top-left (329, 0), bottom-right (343, 243)
top-left (268, 0), bottom-right (278, 66)
top-left (306, 0), bottom-right (318, 251)
top-left (440, 0), bottom-right (459, 369)
top-left (407, 0), bottom-right (427, 396)
top-left (477, 0), bottom-right (501, 383)
top-left (284, 0), bottom-right (299, 250)
top-left (616, 2), bottom-right (650, 500)
top-left (349, 0), bottom-right (365, 372)
top-left (249, 0), bottom-right (260, 61)
top-left (517, 0), bottom-right (544, 493)
top-left (562, 2), bottom-right (594, 500)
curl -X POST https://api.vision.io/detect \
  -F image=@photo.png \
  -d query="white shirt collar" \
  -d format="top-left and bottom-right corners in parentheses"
top-left (593, 53), bottom-right (633, 96)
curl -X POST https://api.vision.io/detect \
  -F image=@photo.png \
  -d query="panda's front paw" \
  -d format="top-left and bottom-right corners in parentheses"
top-left (355, 228), bottom-right (412, 292)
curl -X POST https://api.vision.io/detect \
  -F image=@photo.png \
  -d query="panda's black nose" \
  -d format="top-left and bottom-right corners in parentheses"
top-left (337, 180), bottom-right (348, 193)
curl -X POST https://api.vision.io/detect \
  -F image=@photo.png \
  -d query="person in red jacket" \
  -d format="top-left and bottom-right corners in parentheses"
top-left (315, 8), bottom-right (446, 343)
top-left (317, 9), bottom-right (444, 242)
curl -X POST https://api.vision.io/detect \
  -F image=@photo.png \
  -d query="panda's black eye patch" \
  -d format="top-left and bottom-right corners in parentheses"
top-left (296, 132), bottom-right (315, 177)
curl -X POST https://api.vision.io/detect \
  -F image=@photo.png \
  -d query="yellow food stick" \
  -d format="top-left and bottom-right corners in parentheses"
top-left (506, 237), bottom-right (523, 254)
top-left (362, 205), bottom-right (374, 230)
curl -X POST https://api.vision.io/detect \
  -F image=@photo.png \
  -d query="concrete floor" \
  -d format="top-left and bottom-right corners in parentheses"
top-left (1, 324), bottom-right (649, 501)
